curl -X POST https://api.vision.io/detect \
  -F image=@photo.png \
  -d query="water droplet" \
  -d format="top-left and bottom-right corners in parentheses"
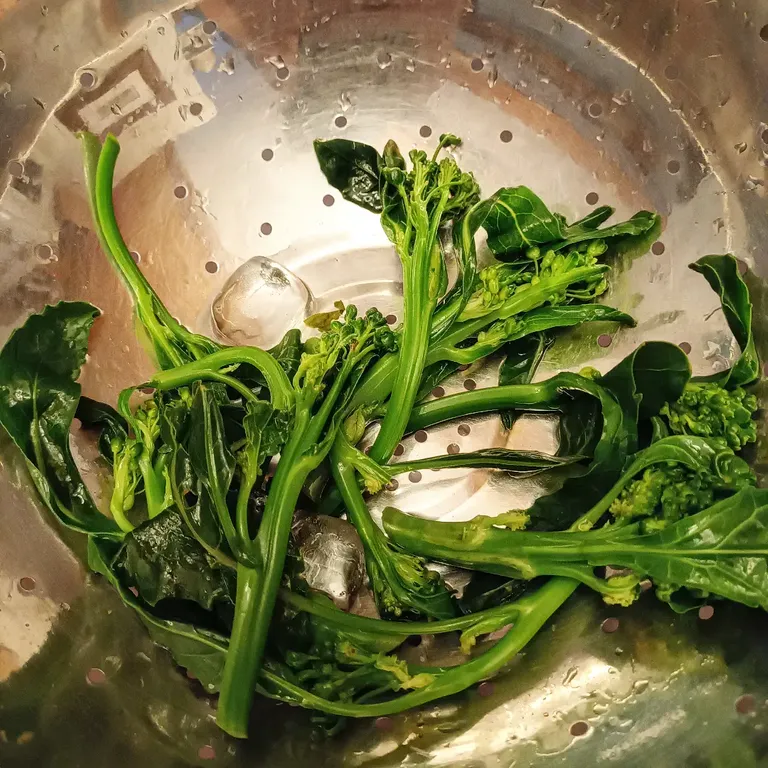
top-left (633, 679), bottom-right (649, 694)
top-left (734, 141), bottom-right (748, 154)
top-left (405, 58), bottom-right (416, 73)
top-left (562, 666), bottom-right (578, 685)
top-left (212, 255), bottom-right (313, 348)
top-left (487, 67), bottom-right (498, 88)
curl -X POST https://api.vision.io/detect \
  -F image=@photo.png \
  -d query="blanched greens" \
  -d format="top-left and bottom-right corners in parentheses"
top-left (0, 129), bottom-right (762, 744)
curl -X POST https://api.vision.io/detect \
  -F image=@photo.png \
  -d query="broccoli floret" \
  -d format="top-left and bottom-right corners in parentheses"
top-left (460, 239), bottom-right (609, 321)
top-left (609, 448), bottom-right (756, 531)
top-left (661, 382), bottom-right (757, 451)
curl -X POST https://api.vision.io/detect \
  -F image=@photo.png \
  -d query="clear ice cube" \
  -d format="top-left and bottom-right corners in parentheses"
top-left (211, 255), bottom-right (313, 348)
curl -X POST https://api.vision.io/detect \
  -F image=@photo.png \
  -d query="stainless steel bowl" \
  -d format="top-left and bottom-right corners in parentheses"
top-left (2, 1), bottom-right (768, 765)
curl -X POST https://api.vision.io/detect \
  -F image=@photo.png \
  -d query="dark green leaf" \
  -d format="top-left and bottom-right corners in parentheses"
top-left (0, 302), bottom-right (121, 537)
top-left (498, 333), bottom-right (551, 429)
top-left (268, 328), bottom-right (303, 380)
top-left (88, 537), bottom-right (228, 691)
top-left (313, 139), bottom-right (383, 213)
top-left (690, 254), bottom-right (759, 387)
top-left (568, 206), bottom-right (614, 231)
top-left (75, 396), bottom-right (128, 464)
top-left (556, 211), bottom-right (659, 252)
top-left (388, 447), bottom-right (583, 475)
top-left (114, 508), bottom-right (235, 608)
top-left (483, 186), bottom-right (567, 255)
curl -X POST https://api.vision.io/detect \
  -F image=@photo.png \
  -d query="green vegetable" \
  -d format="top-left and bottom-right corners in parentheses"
top-left (481, 185), bottom-right (658, 258)
top-left (661, 382), bottom-right (757, 450)
top-left (0, 302), bottom-right (121, 538)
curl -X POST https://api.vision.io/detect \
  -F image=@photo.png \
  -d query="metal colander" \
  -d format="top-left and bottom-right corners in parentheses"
top-left (2, 1), bottom-right (768, 765)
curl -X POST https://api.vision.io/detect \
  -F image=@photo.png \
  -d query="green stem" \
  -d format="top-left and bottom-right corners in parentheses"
top-left (407, 382), bottom-right (562, 433)
top-left (260, 577), bottom-right (577, 717)
top-left (149, 348), bottom-right (293, 411)
top-left (215, 563), bottom-right (262, 738)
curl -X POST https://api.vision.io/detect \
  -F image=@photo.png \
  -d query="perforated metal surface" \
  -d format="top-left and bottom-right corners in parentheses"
top-left (1, 1), bottom-right (768, 766)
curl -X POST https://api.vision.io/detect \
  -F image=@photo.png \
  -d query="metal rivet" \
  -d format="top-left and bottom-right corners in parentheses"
top-left (405, 634), bottom-right (422, 646)
top-left (651, 241), bottom-right (665, 255)
top-left (667, 159), bottom-right (681, 174)
top-left (477, 681), bottom-right (494, 697)
top-left (419, 124), bottom-right (432, 138)
top-left (387, 478), bottom-right (399, 491)
top-left (408, 471), bottom-right (422, 483)
top-left (189, 102), bottom-right (203, 117)
top-left (601, 617), bottom-right (620, 633)
top-left (431, 386), bottom-right (445, 398)
top-left (499, 129), bottom-right (513, 143)
top-left (585, 191), bottom-right (599, 205)
top-left (86, 667), bottom-right (107, 685)
top-left (198, 745), bottom-right (216, 760)
top-left (588, 102), bottom-right (603, 118)
top-left (394, 444), bottom-right (405, 457)
top-left (760, 24), bottom-right (768, 42)
top-left (276, 67), bottom-right (290, 81)
top-left (7, 159), bottom-right (24, 178)
top-left (463, 379), bottom-right (477, 391)
top-left (261, 148), bottom-right (274, 161)
top-left (447, 443), bottom-right (460, 455)
top-left (205, 261), bottom-right (219, 274)
top-left (698, 605), bottom-right (715, 620)
top-left (385, 314), bottom-right (397, 325)
top-left (78, 70), bottom-right (96, 89)
top-left (322, 194), bottom-right (335, 207)
top-left (139, 386), bottom-right (155, 395)
top-left (414, 430), bottom-right (428, 443)
top-left (334, 115), bottom-right (347, 128)
top-left (664, 64), bottom-right (679, 80)
top-left (678, 341), bottom-right (691, 354)
top-left (736, 694), bottom-right (756, 715)
top-left (130, 250), bottom-right (141, 264)
top-left (202, 19), bottom-right (217, 35)
top-left (570, 721), bottom-right (589, 737)
top-left (470, 58), bottom-right (484, 72)
top-left (457, 424), bottom-right (471, 437)
top-left (173, 185), bottom-right (188, 200)
top-left (19, 576), bottom-right (36, 593)
top-left (597, 334), bottom-right (612, 348)
top-left (260, 222), bottom-right (272, 235)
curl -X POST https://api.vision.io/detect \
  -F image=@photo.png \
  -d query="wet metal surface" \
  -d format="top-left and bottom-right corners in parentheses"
top-left (1, 0), bottom-right (768, 765)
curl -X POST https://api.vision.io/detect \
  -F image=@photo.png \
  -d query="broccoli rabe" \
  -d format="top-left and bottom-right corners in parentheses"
top-left (609, 464), bottom-right (718, 531)
top-left (460, 239), bottom-right (609, 321)
top-left (661, 382), bottom-right (757, 451)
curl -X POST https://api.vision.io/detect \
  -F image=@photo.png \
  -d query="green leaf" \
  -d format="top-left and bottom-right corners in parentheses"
top-left (305, 300), bottom-right (345, 332)
top-left (313, 139), bottom-right (383, 213)
top-left (75, 395), bottom-right (128, 464)
top-left (88, 537), bottom-right (229, 692)
top-left (186, 384), bottom-right (238, 555)
top-left (483, 186), bottom-right (567, 255)
top-left (482, 185), bottom-right (658, 259)
top-left (528, 342), bottom-right (689, 531)
top-left (690, 254), bottom-right (759, 387)
top-left (0, 302), bottom-right (121, 537)
top-left (416, 360), bottom-right (460, 402)
top-left (268, 328), bottom-right (303, 380)
top-left (114, 508), bottom-right (235, 608)
top-left (498, 333), bottom-right (551, 429)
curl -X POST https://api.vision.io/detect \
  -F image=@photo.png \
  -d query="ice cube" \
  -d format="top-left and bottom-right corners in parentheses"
top-left (211, 255), bottom-right (313, 348)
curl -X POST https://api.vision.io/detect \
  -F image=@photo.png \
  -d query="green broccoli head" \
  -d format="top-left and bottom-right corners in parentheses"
top-left (460, 239), bottom-right (609, 321)
top-left (610, 449), bottom-right (755, 531)
top-left (661, 382), bottom-right (758, 451)
top-left (293, 305), bottom-right (397, 401)
top-left (366, 539), bottom-right (456, 620)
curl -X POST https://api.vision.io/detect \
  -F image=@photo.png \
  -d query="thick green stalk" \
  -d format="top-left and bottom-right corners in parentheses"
top-left (213, 563), bottom-right (262, 738)
top-left (407, 382), bottom-right (562, 432)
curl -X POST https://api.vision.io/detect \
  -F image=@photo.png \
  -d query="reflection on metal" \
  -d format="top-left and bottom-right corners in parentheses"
top-left (1, 0), bottom-right (768, 765)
